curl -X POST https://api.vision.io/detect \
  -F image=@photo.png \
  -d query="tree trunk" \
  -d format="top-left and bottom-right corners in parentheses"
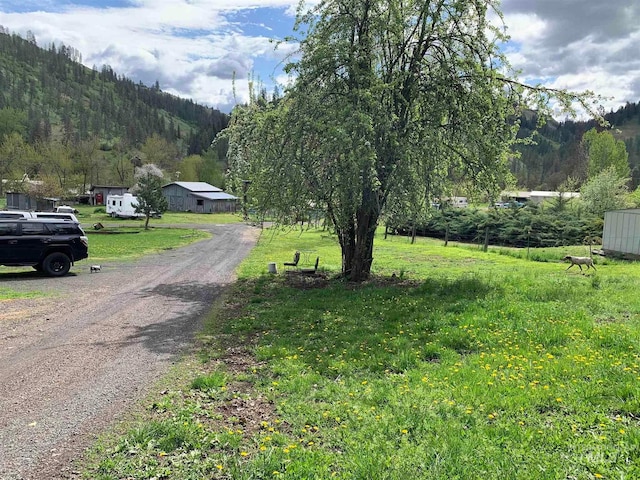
top-left (483, 226), bottom-right (489, 252)
top-left (340, 207), bottom-right (379, 282)
top-left (144, 214), bottom-right (150, 230)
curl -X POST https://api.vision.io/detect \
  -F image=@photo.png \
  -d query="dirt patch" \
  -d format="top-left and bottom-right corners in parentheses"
top-left (283, 271), bottom-right (332, 289)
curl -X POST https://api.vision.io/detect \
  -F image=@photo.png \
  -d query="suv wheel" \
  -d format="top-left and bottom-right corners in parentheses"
top-left (42, 252), bottom-right (71, 277)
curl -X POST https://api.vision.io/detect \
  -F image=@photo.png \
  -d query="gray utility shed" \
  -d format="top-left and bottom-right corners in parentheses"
top-left (162, 181), bottom-right (238, 213)
top-left (6, 192), bottom-right (58, 211)
top-left (603, 208), bottom-right (640, 259)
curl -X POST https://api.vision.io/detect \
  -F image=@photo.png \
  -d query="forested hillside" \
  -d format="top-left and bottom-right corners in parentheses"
top-left (1, 26), bottom-right (639, 198)
top-left (513, 102), bottom-right (640, 190)
top-left (0, 28), bottom-right (229, 196)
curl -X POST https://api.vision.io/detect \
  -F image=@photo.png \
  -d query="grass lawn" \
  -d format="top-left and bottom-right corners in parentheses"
top-left (83, 227), bottom-right (640, 479)
top-left (74, 204), bottom-right (242, 226)
top-left (85, 226), bottom-right (210, 262)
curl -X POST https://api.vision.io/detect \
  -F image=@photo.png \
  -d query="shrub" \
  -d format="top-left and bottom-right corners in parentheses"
top-left (391, 207), bottom-right (602, 247)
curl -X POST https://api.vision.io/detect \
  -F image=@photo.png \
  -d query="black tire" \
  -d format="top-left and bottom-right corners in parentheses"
top-left (42, 252), bottom-right (71, 277)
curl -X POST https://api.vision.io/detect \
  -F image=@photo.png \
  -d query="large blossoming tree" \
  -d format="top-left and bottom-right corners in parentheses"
top-left (224, 0), bottom-right (601, 281)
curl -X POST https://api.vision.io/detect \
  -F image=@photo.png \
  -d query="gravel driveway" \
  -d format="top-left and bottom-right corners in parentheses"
top-left (0, 223), bottom-right (260, 480)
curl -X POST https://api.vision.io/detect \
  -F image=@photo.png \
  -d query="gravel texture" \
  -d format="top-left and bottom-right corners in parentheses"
top-left (0, 223), bottom-right (260, 480)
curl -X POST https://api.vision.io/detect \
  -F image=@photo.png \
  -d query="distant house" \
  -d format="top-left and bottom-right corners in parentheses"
top-left (602, 209), bottom-right (640, 259)
top-left (162, 182), bottom-right (238, 213)
top-left (502, 191), bottom-right (580, 205)
top-left (90, 185), bottom-right (129, 206)
top-left (6, 192), bottom-right (58, 211)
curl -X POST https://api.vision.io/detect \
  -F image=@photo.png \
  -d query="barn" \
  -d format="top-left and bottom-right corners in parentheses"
top-left (162, 182), bottom-right (238, 213)
top-left (5, 192), bottom-right (58, 211)
top-left (602, 208), bottom-right (640, 259)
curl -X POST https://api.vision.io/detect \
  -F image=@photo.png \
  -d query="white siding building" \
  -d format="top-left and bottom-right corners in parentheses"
top-left (602, 209), bottom-right (640, 259)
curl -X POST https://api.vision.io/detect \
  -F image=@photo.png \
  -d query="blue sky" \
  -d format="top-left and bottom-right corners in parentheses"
top-left (1, 0), bottom-right (639, 116)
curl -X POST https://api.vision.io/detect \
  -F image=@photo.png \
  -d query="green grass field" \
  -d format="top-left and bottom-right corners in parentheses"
top-left (85, 226), bottom-right (210, 261)
top-left (74, 204), bottom-right (242, 226)
top-left (84, 228), bottom-right (640, 480)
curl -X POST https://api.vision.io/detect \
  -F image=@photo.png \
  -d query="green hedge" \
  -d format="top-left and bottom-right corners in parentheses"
top-left (391, 206), bottom-right (603, 247)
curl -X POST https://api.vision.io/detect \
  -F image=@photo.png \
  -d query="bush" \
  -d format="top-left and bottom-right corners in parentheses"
top-left (94, 207), bottom-right (106, 214)
top-left (391, 207), bottom-right (602, 247)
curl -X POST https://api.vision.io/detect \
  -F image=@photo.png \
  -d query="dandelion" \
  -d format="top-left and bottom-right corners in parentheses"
top-left (401, 429), bottom-right (408, 434)
top-left (240, 451), bottom-right (248, 457)
top-left (216, 464), bottom-right (223, 471)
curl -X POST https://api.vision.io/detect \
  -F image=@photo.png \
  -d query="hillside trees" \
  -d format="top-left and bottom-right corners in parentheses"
top-left (225, 0), bottom-right (601, 281)
top-left (141, 133), bottom-right (180, 174)
top-left (73, 137), bottom-right (100, 192)
top-left (0, 132), bottom-right (30, 195)
top-left (0, 107), bottom-right (27, 140)
top-left (583, 128), bottom-right (630, 179)
top-left (0, 30), bottom-right (229, 154)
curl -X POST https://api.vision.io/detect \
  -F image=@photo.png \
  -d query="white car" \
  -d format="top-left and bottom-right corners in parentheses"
top-left (0, 210), bottom-right (79, 222)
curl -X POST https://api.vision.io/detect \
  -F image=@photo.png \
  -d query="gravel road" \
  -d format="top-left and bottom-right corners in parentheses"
top-left (0, 223), bottom-right (260, 480)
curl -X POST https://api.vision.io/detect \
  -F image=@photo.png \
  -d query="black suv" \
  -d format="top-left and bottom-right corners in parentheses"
top-left (0, 219), bottom-right (89, 276)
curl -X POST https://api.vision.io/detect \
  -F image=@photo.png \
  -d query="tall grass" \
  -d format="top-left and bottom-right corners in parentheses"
top-left (86, 228), bottom-right (640, 479)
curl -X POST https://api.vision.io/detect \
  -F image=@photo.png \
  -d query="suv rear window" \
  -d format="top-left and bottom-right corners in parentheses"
top-left (21, 222), bottom-right (48, 235)
top-left (0, 223), bottom-right (18, 235)
top-left (47, 223), bottom-right (83, 235)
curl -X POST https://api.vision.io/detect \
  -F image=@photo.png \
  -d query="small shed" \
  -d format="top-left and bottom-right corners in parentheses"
top-left (90, 185), bottom-right (129, 206)
top-left (162, 181), bottom-right (238, 213)
top-left (6, 192), bottom-right (59, 211)
top-left (602, 208), bottom-right (640, 259)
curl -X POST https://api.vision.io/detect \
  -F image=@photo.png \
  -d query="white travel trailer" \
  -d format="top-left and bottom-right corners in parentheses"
top-left (106, 193), bottom-right (144, 219)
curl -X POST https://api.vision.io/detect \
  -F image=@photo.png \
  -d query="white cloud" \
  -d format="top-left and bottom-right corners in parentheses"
top-left (500, 0), bottom-right (640, 113)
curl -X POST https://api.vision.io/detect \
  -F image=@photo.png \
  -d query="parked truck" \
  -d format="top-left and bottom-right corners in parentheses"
top-left (106, 193), bottom-right (144, 219)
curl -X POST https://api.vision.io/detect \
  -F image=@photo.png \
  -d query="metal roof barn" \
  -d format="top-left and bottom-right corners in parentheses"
top-left (162, 182), bottom-right (238, 213)
top-left (603, 208), bottom-right (640, 259)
